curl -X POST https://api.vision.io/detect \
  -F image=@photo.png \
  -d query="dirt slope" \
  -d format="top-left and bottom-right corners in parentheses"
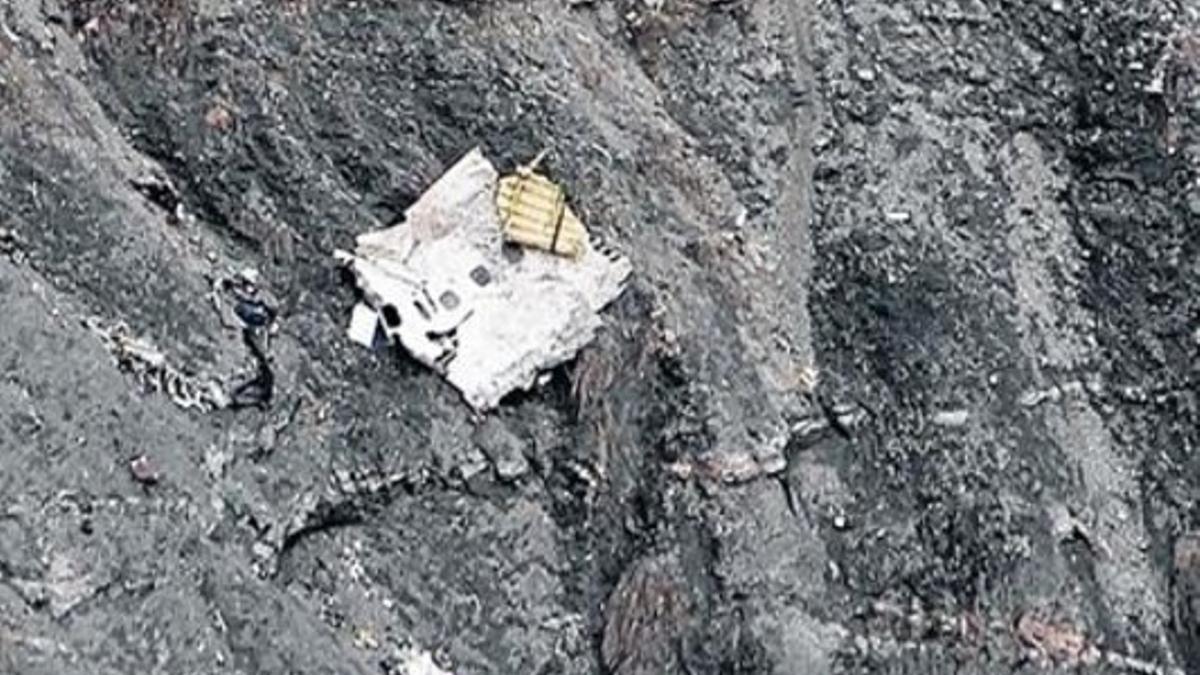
top-left (1, 0), bottom-right (1198, 673)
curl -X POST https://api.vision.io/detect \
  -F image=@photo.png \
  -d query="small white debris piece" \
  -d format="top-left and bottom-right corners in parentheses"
top-left (931, 408), bottom-right (970, 427)
top-left (347, 302), bottom-right (382, 349)
top-left (338, 148), bottom-right (631, 410)
top-left (399, 647), bottom-right (453, 675)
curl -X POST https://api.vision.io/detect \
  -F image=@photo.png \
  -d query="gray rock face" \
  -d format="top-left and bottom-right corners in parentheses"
top-left (1, 0), bottom-right (1198, 674)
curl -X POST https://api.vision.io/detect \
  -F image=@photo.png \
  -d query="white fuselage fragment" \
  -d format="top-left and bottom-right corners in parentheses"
top-left (337, 148), bottom-right (631, 410)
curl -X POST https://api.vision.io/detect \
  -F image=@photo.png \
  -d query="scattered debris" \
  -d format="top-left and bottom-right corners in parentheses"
top-left (1017, 376), bottom-right (1189, 409)
top-left (0, 631), bottom-right (72, 659)
top-left (857, 600), bottom-right (1184, 675)
top-left (1018, 379), bottom-right (1098, 407)
top-left (931, 408), bottom-right (970, 428)
top-left (855, 66), bottom-right (877, 82)
top-left (866, 599), bottom-right (986, 644)
top-left (352, 626), bottom-right (379, 650)
top-left (792, 363), bottom-right (820, 392)
top-left (128, 455), bottom-right (159, 485)
top-left (337, 147), bottom-right (631, 410)
top-left (1146, 28), bottom-right (1200, 96)
top-left (86, 318), bottom-right (229, 411)
top-left (665, 447), bottom-right (785, 484)
top-left (667, 399), bottom-right (867, 485)
top-left (1013, 612), bottom-right (1098, 667)
top-left (1103, 652), bottom-right (1188, 675)
top-left (824, 400), bottom-right (869, 436)
top-left (396, 646), bottom-right (453, 675)
top-left (9, 554), bottom-right (109, 619)
top-left (1047, 502), bottom-right (1110, 557)
top-left (0, 226), bottom-right (27, 264)
top-left (787, 414), bottom-right (832, 450)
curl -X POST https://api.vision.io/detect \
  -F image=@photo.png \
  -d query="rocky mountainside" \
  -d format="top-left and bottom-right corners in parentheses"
top-left (1, 0), bottom-right (1198, 673)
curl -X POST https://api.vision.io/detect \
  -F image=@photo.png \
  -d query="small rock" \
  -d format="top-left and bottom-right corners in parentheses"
top-left (753, 434), bottom-right (788, 475)
top-left (129, 455), bottom-right (159, 485)
top-left (1187, 192), bottom-right (1200, 217)
top-left (255, 424), bottom-right (278, 456)
top-left (833, 514), bottom-right (849, 530)
top-left (832, 402), bottom-right (867, 431)
top-left (789, 415), bottom-right (830, 448)
top-left (855, 67), bottom-right (877, 82)
top-left (251, 541), bottom-right (275, 563)
top-left (756, 452), bottom-right (787, 476)
top-left (456, 448), bottom-right (491, 482)
top-left (473, 418), bottom-right (530, 482)
top-left (884, 210), bottom-right (911, 224)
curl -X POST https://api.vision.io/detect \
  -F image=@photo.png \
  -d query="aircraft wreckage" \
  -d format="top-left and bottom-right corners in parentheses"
top-left (336, 148), bottom-right (632, 411)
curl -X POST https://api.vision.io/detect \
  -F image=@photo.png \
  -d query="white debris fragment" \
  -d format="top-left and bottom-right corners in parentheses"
top-left (337, 148), bottom-right (631, 410)
top-left (398, 647), bottom-right (453, 675)
top-left (931, 408), bottom-right (970, 427)
top-left (347, 302), bottom-right (382, 349)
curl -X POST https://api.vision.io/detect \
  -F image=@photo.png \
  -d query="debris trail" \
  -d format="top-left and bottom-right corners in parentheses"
top-left (854, 600), bottom-right (1186, 675)
top-left (85, 318), bottom-right (229, 411)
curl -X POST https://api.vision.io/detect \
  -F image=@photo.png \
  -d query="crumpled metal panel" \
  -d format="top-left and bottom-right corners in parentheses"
top-left (336, 148), bottom-right (631, 410)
